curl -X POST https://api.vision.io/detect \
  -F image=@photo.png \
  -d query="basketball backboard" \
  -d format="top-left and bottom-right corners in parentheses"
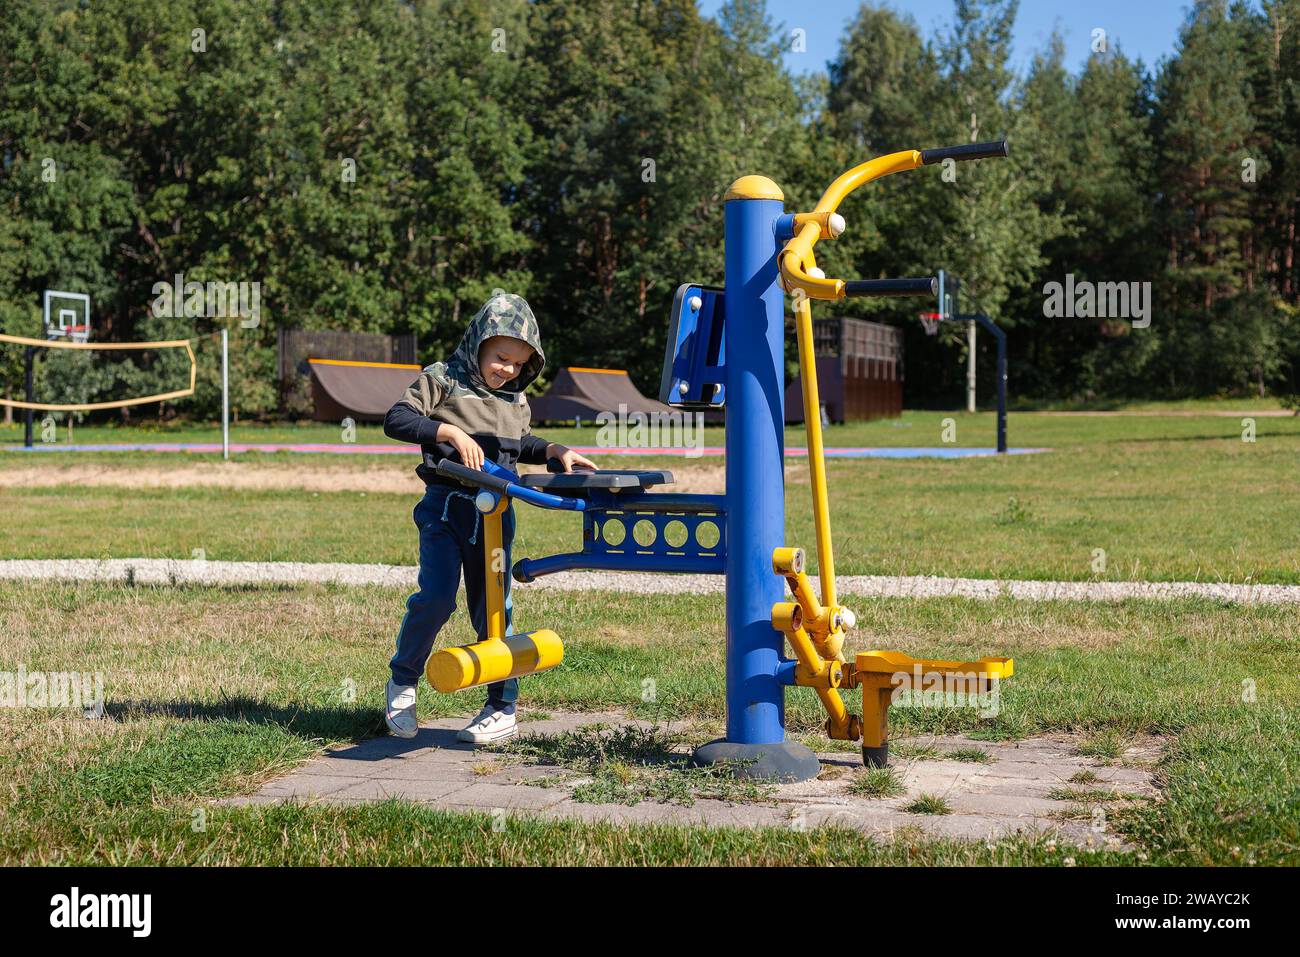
top-left (937, 270), bottom-right (960, 320)
top-left (919, 270), bottom-right (961, 335)
top-left (43, 290), bottom-right (91, 342)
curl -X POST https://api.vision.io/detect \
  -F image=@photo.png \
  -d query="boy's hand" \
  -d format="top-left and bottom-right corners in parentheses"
top-left (547, 443), bottom-right (597, 473)
top-left (439, 423), bottom-right (485, 470)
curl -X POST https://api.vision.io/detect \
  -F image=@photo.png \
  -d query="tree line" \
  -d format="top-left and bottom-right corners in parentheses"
top-left (2, 0), bottom-right (1297, 418)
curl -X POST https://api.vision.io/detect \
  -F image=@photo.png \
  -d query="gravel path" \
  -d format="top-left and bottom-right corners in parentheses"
top-left (2, 558), bottom-right (1298, 604)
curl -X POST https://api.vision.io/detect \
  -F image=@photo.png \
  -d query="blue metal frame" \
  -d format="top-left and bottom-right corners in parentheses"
top-left (721, 192), bottom-right (788, 746)
top-left (513, 491), bottom-right (727, 581)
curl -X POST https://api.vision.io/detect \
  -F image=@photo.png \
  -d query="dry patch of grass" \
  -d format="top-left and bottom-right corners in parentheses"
top-left (0, 585), bottom-right (389, 704)
top-left (0, 459), bottom-right (804, 498)
top-left (0, 462), bottom-right (424, 494)
top-left (839, 601), bottom-right (1257, 654)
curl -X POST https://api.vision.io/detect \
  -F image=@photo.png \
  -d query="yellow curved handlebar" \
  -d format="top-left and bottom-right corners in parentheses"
top-left (780, 147), bottom-right (926, 630)
top-left (779, 149), bottom-right (924, 300)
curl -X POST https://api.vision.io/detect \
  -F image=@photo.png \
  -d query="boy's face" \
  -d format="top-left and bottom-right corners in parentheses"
top-left (478, 335), bottom-right (535, 390)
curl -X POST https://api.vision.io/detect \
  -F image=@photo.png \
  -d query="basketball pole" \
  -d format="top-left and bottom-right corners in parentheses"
top-left (221, 328), bottom-right (230, 460)
top-left (967, 320), bottom-right (976, 414)
top-left (963, 313), bottom-right (1008, 454)
top-left (995, 321), bottom-right (1007, 453)
top-left (23, 346), bottom-right (34, 448)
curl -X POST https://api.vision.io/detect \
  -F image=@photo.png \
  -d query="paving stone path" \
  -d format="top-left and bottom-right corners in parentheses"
top-left (222, 710), bottom-right (1158, 846)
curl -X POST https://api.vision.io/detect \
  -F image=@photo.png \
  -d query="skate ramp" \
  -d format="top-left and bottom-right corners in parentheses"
top-left (529, 367), bottom-right (675, 423)
top-left (309, 358), bottom-right (422, 422)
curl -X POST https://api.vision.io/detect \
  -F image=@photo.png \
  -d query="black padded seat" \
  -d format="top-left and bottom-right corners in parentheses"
top-left (517, 469), bottom-right (674, 492)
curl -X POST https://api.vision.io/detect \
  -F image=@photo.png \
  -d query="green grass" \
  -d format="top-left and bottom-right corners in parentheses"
top-left (847, 767), bottom-right (907, 798)
top-left (1, 394), bottom-right (1292, 449)
top-left (993, 496), bottom-right (1037, 526)
top-left (1077, 729), bottom-right (1130, 761)
top-left (1047, 786), bottom-right (1129, 802)
top-left (903, 794), bottom-right (954, 815)
top-left (944, 747), bottom-right (993, 763)
top-left (2, 580), bottom-right (1298, 864)
top-left (3, 411), bottom-right (1297, 582)
top-left (2, 408), bottom-right (1298, 864)
top-left (1011, 396), bottom-right (1292, 413)
top-left (891, 742), bottom-right (942, 760)
top-left (5, 405), bottom-right (1297, 454)
top-left (5, 798), bottom-right (1140, 866)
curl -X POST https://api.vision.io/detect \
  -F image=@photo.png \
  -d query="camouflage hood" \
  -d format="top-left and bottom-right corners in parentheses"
top-left (431, 293), bottom-right (546, 400)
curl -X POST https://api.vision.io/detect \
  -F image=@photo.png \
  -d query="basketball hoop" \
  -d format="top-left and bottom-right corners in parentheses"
top-left (43, 290), bottom-right (92, 343)
top-left (55, 324), bottom-right (91, 343)
top-left (919, 311), bottom-right (943, 336)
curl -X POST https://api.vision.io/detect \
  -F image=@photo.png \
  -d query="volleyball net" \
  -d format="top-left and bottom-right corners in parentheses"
top-left (0, 332), bottom-right (197, 410)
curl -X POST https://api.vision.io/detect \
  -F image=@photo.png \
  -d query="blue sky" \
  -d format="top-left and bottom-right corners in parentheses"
top-left (696, 0), bottom-right (1197, 76)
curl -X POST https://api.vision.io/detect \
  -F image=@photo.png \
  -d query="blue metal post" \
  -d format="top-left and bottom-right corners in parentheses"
top-left (692, 176), bottom-right (820, 782)
top-left (722, 188), bottom-right (786, 744)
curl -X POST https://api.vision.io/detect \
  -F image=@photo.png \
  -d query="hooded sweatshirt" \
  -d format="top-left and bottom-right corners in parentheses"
top-left (384, 294), bottom-right (550, 485)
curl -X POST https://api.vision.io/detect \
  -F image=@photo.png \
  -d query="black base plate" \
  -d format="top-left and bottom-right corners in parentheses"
top-left (691, 739), bottom-right (822, 783)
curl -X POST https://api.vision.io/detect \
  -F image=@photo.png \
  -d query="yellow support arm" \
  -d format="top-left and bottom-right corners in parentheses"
top-left (772, 600), bottom-right (860, 742)
top-left (482, 498), bottom-right (508, 641)
top-left (426, 493), bottom-right (564, 693)
top-left (776, 149), bottom-right (928, 629)
top-left (791, 296), bottom-right (838, 614)
top-left (772, 547), bottom-right (843, 661)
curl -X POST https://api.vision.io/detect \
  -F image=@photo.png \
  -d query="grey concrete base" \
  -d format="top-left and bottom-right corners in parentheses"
top-left (692, 738), bottom-right (822, 782)
top-left (221, 711), bottom-right (1162, 847)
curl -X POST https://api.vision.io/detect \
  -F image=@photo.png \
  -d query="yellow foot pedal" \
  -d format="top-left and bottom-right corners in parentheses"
top-left (427, 629), bottom-right (564, 693)
top-left (852, 651), bottom-right (1014, 768)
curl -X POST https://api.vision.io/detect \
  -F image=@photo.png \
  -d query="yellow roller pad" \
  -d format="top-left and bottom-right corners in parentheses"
top-left (427, 629), bottom-right (564, 693)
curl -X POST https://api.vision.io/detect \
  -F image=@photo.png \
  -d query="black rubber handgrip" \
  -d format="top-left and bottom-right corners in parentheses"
top-left (920, 140), bottom-right (1009, 165)
top-left (434, 458), bottom-right (511, 494)
top-left (843, 277), bottom-right (938, 298)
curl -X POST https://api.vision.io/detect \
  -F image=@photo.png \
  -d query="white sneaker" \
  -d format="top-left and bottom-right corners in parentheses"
top-left (385, 679), bottom-right (418, 738)
top-left (457, 705), bottom-right (517, 744)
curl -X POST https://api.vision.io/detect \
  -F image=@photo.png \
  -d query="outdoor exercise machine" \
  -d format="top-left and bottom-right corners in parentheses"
top-left (920, 270), bottom-right (1009, 453)
top-left (431, 140), bottom-right (1015, 781)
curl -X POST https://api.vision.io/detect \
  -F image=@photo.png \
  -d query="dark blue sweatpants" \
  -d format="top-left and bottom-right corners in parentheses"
top-left (389, 484), bottom-right (518, 709)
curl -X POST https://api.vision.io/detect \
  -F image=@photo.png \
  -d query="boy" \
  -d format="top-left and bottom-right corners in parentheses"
top-left (382, 293), bottom-right (595, 743)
